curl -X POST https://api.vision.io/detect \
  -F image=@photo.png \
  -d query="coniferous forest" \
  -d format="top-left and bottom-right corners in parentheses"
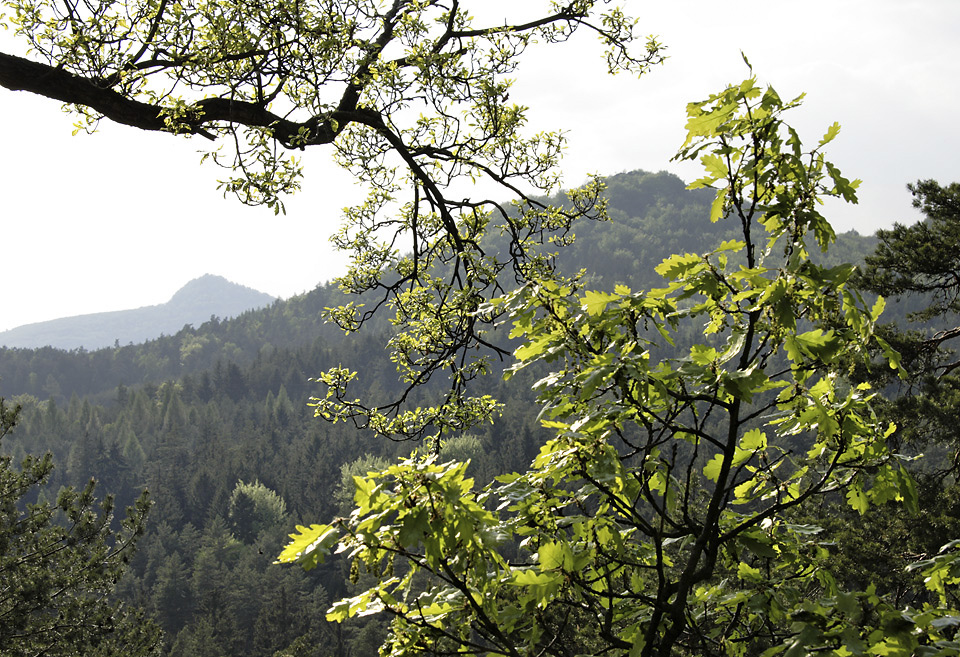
top-left (4, 169), bottom-right (958, 656)
top-left (2, 171), bottom-right (739, 656)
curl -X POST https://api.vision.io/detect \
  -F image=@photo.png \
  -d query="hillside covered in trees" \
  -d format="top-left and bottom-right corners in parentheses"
top-left (1, 169), bottom-right (928, 657)
top-left (0, 170), bottom-right (875, 404)
top-left (6, 1), bottom-right (960, 655)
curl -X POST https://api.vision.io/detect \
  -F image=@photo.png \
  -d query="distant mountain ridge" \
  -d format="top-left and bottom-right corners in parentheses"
top-left (0, 274), bottom-right (276, 350)
top-left (0, 170), bottom-right (879, 403)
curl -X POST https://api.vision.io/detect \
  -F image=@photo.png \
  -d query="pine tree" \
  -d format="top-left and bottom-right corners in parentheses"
top-left (0, 398), bottom-right (160, 656)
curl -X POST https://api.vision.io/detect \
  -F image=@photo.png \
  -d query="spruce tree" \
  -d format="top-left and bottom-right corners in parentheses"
top-left (0, 397), bottom-right (159, 656)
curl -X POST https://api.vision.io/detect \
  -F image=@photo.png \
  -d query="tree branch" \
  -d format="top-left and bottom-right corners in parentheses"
top-left (0, 51), bottom-right (346, 145)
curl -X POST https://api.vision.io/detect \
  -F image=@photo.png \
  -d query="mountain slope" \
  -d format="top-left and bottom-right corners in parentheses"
top-left (0, 274), bottom-right (276, 350)
top-left (0, 170), bottom-right (879, 403)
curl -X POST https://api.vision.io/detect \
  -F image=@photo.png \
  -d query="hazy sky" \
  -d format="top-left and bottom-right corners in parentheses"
top-left (1, 1), bottom-right (958, 332)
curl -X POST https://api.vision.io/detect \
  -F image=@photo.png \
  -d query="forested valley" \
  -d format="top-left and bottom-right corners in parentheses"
top-left (1, 170), bottom-right (752, 656)
top-left (3, 2), bottom-right (960, 654)
top-left (4, 169), bottom-right (956, 657)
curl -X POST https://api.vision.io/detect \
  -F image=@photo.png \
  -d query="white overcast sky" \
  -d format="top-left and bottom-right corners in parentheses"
top-left (1, 0), bottom-right (958, 332)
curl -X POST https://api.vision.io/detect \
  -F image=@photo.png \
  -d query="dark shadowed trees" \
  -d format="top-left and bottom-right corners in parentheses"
top-left (0, 397), bottom-right (160, 656)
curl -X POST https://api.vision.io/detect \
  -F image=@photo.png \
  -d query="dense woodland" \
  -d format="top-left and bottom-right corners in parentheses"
top-left (8, 1), bottom-right (960, 654)
top-left (0, 171), bottom-right (718, 655)
top-left (4, 169), bottom-right (948, 657)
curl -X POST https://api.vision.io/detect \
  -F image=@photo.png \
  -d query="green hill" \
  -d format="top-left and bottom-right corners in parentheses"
top-left (0, 168), bottom-right (894, 657)
top-left (0, 171), bottom-right (880, 405)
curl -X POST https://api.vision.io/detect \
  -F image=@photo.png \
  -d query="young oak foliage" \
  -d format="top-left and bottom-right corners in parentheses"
top-left (279, 75), bottom-right (954, 657)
